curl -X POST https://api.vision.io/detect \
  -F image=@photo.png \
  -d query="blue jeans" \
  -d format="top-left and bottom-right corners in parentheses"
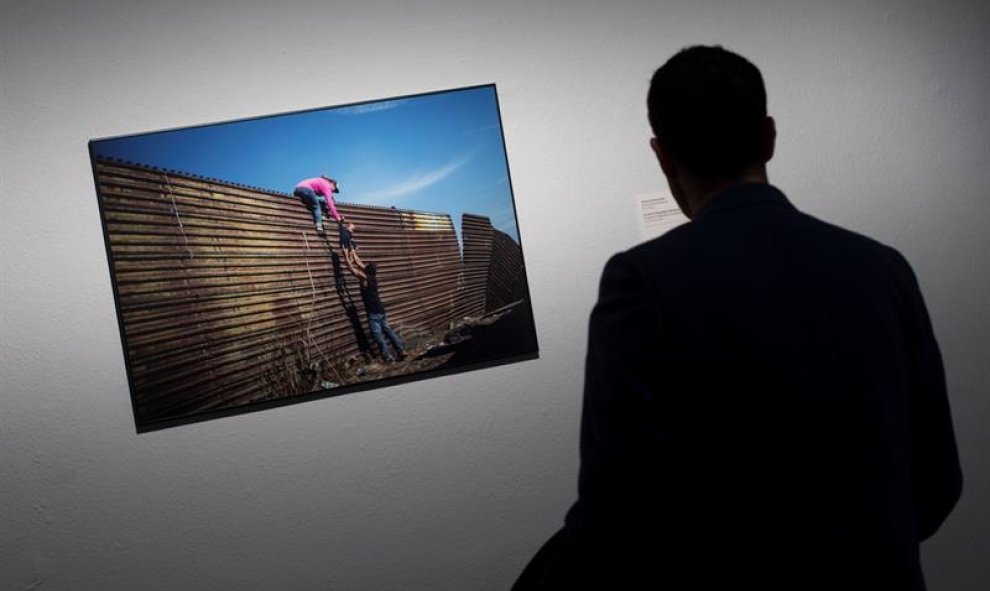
top-left (368, 313), bottom-right (404, 361)
top-left (294, 186), bottom-right (327, 228)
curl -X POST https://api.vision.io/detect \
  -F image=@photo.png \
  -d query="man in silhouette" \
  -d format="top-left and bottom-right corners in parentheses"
top-left (515, 45), bottom-right (961, 590)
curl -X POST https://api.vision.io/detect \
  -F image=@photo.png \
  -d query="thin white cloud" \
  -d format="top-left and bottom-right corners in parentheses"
top-left (462, 123), bottom-right (500, 135)
top-left (336, 99), bottom-right (406, 116)
top-left (363, 153), bottom-right (474, 203)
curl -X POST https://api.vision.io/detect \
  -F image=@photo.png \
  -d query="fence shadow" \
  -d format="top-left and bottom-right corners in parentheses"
top-left (331, 250), bottom-right (372, 357)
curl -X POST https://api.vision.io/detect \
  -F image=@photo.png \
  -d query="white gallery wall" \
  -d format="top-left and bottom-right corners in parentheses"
top-left (2, 1), bottom-right (988, 589)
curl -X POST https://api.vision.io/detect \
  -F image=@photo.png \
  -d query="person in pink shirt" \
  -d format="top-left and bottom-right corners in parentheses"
top-left (293, 175), bottom-right (341, 233)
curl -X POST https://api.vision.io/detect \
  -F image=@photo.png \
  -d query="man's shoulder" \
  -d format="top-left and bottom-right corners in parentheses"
top-left (628, 219), bottom-right (697, 255)
top-left (777, 207), bottom-right (909, 270)
top-left (620, 192), bottom-right (909, 279)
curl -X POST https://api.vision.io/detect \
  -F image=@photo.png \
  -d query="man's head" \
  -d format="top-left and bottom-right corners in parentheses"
top-left (647, 46), bottom-right (774, 186)
top-left (365, 262), bottom-right (377, 277)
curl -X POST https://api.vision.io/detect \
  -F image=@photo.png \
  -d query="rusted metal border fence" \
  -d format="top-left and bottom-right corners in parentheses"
top-left (94, 159), bottom-right (526, 424)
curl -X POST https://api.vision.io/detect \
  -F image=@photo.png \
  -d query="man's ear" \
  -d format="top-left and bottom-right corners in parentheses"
top-left (651, 137), bottom-right (693, 218)
top-left (650, 137), bottom-right (670, 175)
top-left (652, 137), bottom-right (684, 181)
top-left (763, 116), bottom-right (776, 163)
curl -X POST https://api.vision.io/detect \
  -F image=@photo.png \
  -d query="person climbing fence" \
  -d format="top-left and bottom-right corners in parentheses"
top-left (293, 175), bottom-right (341, 233)
top-left (338, 216), bottom-right (366, 270)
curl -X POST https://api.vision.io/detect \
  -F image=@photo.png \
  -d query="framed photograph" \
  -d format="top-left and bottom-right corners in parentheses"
top-left (89, 84), bottom-right (538, 431)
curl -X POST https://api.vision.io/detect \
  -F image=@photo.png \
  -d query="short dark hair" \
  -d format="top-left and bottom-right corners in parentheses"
top-left (647, 45), bottom-right (768, 178)
top-left (365, 262), bottom-right (377, 276)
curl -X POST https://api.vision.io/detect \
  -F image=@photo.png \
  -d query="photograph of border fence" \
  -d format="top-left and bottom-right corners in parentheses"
top-left (89, 85), bottom-right (538, 431)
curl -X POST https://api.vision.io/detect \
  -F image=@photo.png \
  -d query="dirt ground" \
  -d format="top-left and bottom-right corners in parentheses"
top-left (330, 303), bottom-right (523, 386)
top-left (255, 300), bottom-right (535, 403)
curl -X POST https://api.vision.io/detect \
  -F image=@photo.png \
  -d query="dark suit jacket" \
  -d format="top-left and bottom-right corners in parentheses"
top-left (517, 183), bottom-right (962, 590)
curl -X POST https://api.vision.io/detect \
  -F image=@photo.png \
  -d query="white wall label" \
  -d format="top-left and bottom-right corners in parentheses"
top-left (637, 190), bottom-right (689, 241)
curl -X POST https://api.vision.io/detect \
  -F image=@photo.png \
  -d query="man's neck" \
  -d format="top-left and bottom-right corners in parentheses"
top-left (683, 167), bottom-right (768, 218)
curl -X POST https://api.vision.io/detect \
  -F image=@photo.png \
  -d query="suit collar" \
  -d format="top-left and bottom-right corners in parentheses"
top-left (692, 183), bottom-right (793, 220)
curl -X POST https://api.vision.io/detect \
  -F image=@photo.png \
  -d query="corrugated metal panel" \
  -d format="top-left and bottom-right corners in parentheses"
top-left (95, 159), bottom-right (527, 425)
top-left (486, 229), bottom-right (526, 311)
top-left (458, 213), bottom-right (495, 318)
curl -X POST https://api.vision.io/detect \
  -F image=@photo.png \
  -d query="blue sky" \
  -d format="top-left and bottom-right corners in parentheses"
top-left (91, 85), bottom-right (520, 245)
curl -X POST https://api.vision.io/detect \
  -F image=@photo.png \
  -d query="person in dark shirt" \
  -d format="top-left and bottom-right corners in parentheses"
top-left (338, 216), bottom-right (365, 269)
top-left (514, 45), bottom-right (962, 590)
top-left (344, 258), bottom-right (405, 363)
